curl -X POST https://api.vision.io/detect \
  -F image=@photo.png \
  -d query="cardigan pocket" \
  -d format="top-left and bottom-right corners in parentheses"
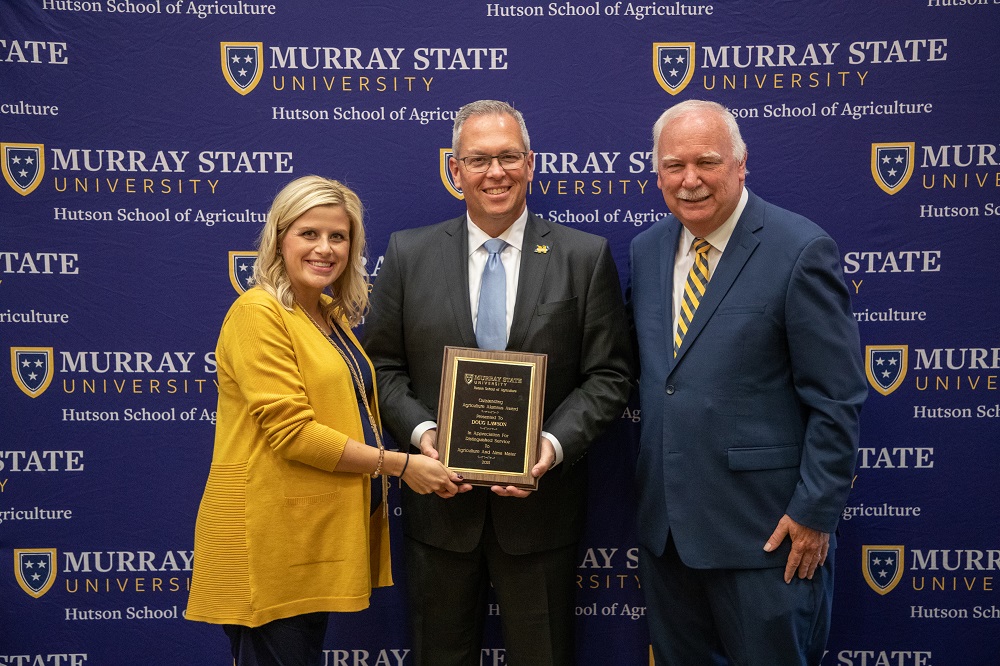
top-left (282, 488), bottom-right (354, 565)
top-left (284, 489), bottom-right (341, 506)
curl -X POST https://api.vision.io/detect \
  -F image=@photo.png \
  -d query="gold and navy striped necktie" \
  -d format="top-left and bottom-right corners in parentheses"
top-left (674, 238), bottom-right (712, 357)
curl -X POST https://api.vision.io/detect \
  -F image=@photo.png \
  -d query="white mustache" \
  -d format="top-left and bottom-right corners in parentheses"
top-left (676, 188), bottom-right (710, 201)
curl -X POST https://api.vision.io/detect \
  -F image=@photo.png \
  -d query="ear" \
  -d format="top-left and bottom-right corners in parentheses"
top-left (449, 156), bottom-right (463, 191)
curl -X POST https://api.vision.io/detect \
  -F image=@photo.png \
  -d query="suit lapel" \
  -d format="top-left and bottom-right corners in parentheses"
top-left (672, 191), bottom-right (763, 368)
top-left (440, 216), bottom-right (478, 348)
top-left (660, 220), bottom-right (682, 373)
top-left (508, 213), bottom-right (552, 351)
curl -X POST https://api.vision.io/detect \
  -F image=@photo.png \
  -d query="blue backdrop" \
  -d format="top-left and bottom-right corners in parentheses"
top-left (3, 1), bottom-right (999, 664)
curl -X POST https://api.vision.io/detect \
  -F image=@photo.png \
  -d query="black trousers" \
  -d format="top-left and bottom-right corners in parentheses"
top-left (404, 518), bottom-right (577, 666)
top-left (223, 612), bottom-right (329, 666)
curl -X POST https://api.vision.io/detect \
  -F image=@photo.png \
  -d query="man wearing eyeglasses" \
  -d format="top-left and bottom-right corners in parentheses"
top-left (365, 99), bottom-right (632, 666)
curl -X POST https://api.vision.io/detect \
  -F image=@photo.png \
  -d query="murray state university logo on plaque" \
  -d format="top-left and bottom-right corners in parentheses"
top-left (11, 347), bottom-right (54, 398)
top-left (221, 42), bottom-right (264, 95)
top-left (653, 43), bottom-right (695, 95)
top-left (871, 142), bottom-right (915, 195)
top-left (440, 149), bottom-right (463, 200)
top-left (862, 545), bottom-right (905, 595)
top-left (2, 143), bottom-right (45, 196)
top-left (865, 345), bottom-right (907, 396)
top-left (15, 548), bottom-right (57, 598)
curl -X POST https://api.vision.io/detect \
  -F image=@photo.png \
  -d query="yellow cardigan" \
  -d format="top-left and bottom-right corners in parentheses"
top-left (186, 287), bottom-right (391, 627)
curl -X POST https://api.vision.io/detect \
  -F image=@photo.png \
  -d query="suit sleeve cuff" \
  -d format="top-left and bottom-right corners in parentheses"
top-left (542, 431), bottom-right (564, 467)
top-left (411, 421), bottom-right (437, 449)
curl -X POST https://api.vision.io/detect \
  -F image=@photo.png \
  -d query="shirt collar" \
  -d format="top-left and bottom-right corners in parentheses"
top-left (680, 186), bottom-right (748, 255)
top-left (467, 209), bottom-right (528, 256)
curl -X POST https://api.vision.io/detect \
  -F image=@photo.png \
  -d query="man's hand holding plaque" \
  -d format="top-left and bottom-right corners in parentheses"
top-left (490, 435), bottom-right (556, 497)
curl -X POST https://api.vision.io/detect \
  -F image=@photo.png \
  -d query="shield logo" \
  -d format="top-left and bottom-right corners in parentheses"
top-left (229, 251), bottom-right (258, 294)
top-left (866, 345), bottom-right (907, 396)
top-left (440, 149), bottom-right (463, 200)
top-left (2, 143), bottom-right (45, 196)
top-left (10, 347), bottom-right (54, 398)
top-left (862, 545), bottom-right (904, 595)
top-left (15, 548), bottom-right (57, 598)
top-left (465, 373), bottom-right (474, 385)
top-left (871, 142), bottom-right (915, 195)
top-left (653, 43), bottom-right (695, 95)
top-left (221, 42), bottom-right (264, 95)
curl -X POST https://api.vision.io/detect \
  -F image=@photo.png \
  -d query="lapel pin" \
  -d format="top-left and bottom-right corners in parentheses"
top-left (534, 245), bottom-right (549, 254)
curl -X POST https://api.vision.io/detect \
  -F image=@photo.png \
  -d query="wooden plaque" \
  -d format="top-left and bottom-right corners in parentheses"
top-left (436, 346), bottom-right (547, 489)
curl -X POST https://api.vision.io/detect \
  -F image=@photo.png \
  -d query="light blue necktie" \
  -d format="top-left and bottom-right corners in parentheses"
top-left (476, 238), bottom-right (508, 350)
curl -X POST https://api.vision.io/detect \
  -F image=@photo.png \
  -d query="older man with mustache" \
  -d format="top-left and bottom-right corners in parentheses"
top-left (629, 99), bottom-right (867, 666)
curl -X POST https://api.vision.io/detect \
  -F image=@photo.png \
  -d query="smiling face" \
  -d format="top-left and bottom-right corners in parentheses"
top-left (450, 112), bottom-right (534, 236)
top-left (280, 205), bottom-right (352, 304)
top-left (656, 109), bottom-right (746, 238)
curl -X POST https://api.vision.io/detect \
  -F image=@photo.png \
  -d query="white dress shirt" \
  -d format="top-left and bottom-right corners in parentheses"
top-left (672, 187), bottom-right (748, 340)
top-left (411, 209), bottom-right (564, 466)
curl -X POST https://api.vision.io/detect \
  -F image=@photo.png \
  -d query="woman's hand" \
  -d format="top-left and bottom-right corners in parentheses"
top-left (401, 454), bottom-right (472, 498)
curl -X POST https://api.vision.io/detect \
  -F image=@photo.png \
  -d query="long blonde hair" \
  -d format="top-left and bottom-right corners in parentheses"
top-left (253, 175), bottom-right (369, 327)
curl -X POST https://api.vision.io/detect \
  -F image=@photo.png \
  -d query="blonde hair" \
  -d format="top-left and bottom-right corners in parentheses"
top-left (253, 175), bottom-right (369, 327)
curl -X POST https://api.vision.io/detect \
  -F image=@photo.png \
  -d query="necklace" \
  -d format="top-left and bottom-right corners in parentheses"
top-left (296, 301), bottom-right (388, 517)
top-left (301, 303), bottom-right (331, 335)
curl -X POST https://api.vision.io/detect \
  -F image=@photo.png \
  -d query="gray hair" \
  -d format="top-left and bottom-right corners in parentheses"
top-left (452, 100), bottom-right (531, 156)
top-left (651, 99), bottom-right (747, 171)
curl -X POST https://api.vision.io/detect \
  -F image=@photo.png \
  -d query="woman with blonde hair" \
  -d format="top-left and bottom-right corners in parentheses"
top-left (187, 175), bottom-right (466, 666)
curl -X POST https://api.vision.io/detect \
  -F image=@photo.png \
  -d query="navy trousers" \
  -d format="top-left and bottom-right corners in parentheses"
top-left (640, 537), bottom-right (834, 666)
top-left (223, 612), bottom-right (329, 666)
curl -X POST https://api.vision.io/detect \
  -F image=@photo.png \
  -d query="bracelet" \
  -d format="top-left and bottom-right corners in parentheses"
top-left (372, 444), bottom-right (385, 478)
top-left (399, 452), bottom-right (410, 479)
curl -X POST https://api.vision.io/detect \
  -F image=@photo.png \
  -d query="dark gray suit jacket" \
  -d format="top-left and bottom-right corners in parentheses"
top-left (630, 189), bottom-right (867, 569)
top-left (365, 212), bottom-right (632, 555)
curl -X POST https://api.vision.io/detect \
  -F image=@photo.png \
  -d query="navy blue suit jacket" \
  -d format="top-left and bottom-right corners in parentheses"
top-left (629, 189), bottom-right (866, 569)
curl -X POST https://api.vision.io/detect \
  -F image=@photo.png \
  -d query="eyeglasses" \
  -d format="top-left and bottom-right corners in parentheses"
top-left (456, 152), bottom-right (528, 173)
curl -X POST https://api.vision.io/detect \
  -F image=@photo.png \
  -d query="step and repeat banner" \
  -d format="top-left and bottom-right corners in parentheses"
top-left (2, 1), bottom-right (998, 664)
